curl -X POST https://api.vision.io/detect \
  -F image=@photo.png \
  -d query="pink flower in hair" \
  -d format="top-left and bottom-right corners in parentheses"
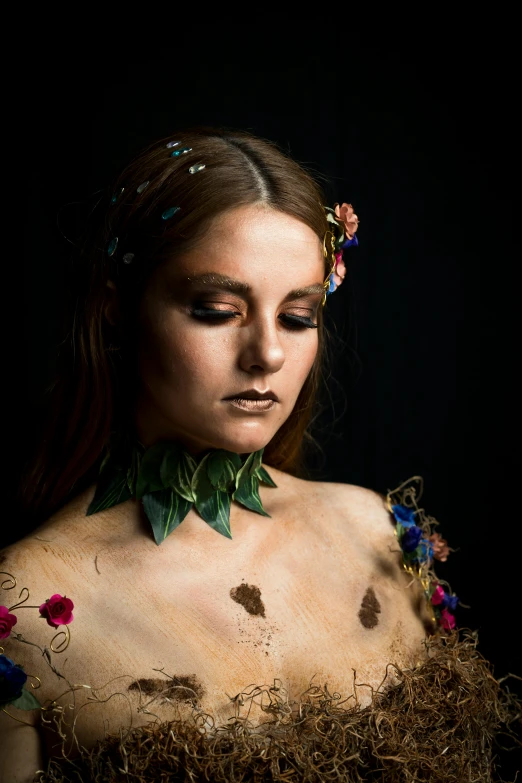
top-left (440, 608), bottom-right (456, 631)
top-left (431, 584), bottom-right (445, 606)
top-left (334, 202), bottom-right (359, 239)
top-left (429, 532), bottom-right (450, 562)
top-left (332, 250), bottom-right (347, 287)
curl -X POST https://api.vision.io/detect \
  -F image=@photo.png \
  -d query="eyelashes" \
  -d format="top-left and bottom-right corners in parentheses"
top-left (191, 307), bottom-right (318, 330)
top-left (191, 307), bottom-right (238, 320)
top-left (281, 313), bottom-right (318, 330)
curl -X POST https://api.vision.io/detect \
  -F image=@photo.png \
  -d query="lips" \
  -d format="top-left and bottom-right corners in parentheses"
top-left (223, 388), bottom-right (279, 413)
top-left (223, 388), bottom-right (279, 402)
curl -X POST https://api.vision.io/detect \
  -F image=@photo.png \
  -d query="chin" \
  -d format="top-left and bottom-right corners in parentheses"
top-left (206, 426), bottom-right (276, 456)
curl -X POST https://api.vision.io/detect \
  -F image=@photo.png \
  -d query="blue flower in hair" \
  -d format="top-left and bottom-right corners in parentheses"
top-left (442, 593), bottom-right (459, 612)
top-left (401, 525), bottom-right (423, 553)
top-left (341, 235), bottom-right (359, 249)
top-left (392, 504), bottom-right (416, 527)
top-left (411, 538), bottom-right (434, 564)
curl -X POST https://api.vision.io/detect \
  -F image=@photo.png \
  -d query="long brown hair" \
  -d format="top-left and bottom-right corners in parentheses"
top-left (18, 127), bottom-right (332, 526)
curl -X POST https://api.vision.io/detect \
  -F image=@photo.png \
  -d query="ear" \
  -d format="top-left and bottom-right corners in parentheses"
top-left (104, 280), bottom-right (122, 328)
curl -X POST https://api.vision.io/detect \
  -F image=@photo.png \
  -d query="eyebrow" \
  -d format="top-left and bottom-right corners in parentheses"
top-left (185, 272), bottom-right (324, 301)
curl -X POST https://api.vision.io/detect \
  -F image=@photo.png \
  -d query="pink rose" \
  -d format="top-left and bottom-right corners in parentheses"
top-left (332, 250), bottom-right (346, 287)
top-left (429, 532), bottom-right (450, 562)
top-left (39, 594), bottom-right (74, 628)
top-left (431, 584), bottom-right (445, 606)
top-left (440, 608), bottom-right (456, 631)
top-left (0, 605), bottom-right (17, 639)
top-left (334, 202), bottom-right (359, 239)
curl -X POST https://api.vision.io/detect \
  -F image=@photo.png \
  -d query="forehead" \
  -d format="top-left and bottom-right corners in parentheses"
top-left (162, 205), bottom-right (324, 290)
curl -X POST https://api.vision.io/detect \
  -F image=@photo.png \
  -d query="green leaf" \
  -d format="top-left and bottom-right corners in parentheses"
top-left (160, 443), bottom-right (182, 484)
top-left (233, 475), bottom-right (270, 517)
top-left (249, 449), bottom-right (264, 477)
top-left (235, 452), bottom-right (255, 491)
top-left (257, 466), bottom-right (277, 487)
top-left (86, 468), bottom-right (132, 515)
top-left (136, 442), bottom-right (169, 499)
top-left (196, 490), bottom-right (232, 538)
top-left (126, 444), bottom-right (143, 495)
top-left (185, 452), bottom-right (197, 472)
top-left (227, 452), bottom-right (242, 471)
top-left (7, 688), bottom-right (42, 711)
top-left (326, 210), bottom-right (338, 224)
top-left (160, 446), bottom-right (197, 502)
top-left (98, 449), bottom-right (112, 475)
top-left (142, 488), bottom-right (192, 546)
top-left (191, 453), bottom-right (212, 498)
top-left (192, 454), bottom-right (233, 537)
top-left (206, 450), bottom-right (227, 486)
top-left (206, 451), bottom-right (237, 491)
top-left (178, 452), bottom-right (197, 501)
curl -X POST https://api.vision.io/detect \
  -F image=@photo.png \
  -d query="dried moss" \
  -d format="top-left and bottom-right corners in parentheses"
top-left (35, 630), bottom-right (521, 783)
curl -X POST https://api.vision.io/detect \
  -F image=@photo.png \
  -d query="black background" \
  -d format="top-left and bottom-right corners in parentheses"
top-left (15, 37), bottom-right (519, 726)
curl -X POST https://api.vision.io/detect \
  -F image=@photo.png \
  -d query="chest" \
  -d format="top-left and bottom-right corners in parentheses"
top-left (31, 504), bottom-right (423, 754)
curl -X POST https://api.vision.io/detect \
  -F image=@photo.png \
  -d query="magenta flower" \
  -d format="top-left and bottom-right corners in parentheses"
top-left (441, 608), bottom-right (456, 631)
top-left (431, 585), bottom-right (445, 606)
top-left (332, 250), bottom-right (347, 288)
top-left (0, 606), bottom-right (17, 639)
top-left (39, 594), bottom-right (74, 628)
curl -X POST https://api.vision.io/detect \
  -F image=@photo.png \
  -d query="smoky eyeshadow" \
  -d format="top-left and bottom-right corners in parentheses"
top-left (191, 306), bottom-right (239, 319)
top-left (282, 314), bottom-right (318, 328)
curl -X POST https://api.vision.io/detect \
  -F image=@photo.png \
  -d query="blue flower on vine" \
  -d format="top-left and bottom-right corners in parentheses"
top-left (411, 538), bottom-right (434, 564)
top-left (401, 525), bottom-right (423, 553)
top-left (0, 654), bottom-right (27, 706)
top-left (442, 593), bottom-right (459, 612)
top-left (392, 504), bottom-right (416, 527)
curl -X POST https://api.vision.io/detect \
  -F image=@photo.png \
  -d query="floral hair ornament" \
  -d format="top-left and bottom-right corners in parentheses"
top-left (322, 203), bottom-right (359, 305)
top-left (385, 476), bottom-right (459, 635)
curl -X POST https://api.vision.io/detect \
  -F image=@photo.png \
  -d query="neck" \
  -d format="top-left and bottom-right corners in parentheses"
top-left (87, 433), bottom-right (277, 545)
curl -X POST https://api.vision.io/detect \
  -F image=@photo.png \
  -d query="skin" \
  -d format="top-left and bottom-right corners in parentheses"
top-left (129, 204), bottom-right (325, 454)
top-left (1, 205), bottom-right (432, 774)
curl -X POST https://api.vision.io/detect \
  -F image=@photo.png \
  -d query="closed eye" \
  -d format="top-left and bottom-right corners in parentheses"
top-left (191, 307), bottom-right (317, 329)
top-left (191, 306), bottom-right (239, 320)
top-left (280, 314), bottom-right (318, 329)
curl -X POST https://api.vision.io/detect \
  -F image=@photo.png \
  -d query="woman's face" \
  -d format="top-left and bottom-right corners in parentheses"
top-left (133, 204), bottom-right (325, 455)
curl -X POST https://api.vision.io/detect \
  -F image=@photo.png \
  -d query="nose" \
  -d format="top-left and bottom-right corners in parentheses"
top-left (238, 316), bottom-right (285, 375)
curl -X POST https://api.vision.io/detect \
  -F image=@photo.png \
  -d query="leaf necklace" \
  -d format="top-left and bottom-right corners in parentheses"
top-left (86, 433), bottom-right (277, 545)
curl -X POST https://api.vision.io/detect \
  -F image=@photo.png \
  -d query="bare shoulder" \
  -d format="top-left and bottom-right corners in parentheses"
top-left (0, 487), bottom-right (98, 680)
top-left (265, 465), bottom-right (393, 538)
top-left (0, 485), bottom-right (95, 581)
top-left (265, 466), bottom-right (433, 636)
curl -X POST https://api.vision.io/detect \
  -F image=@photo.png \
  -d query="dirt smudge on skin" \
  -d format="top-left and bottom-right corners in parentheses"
top-left (128, 674), bottom-right (204, 702)
top-left (358, 586), bottom-right (381, 629)
top-left (230, 583), bottom-right (266, 617)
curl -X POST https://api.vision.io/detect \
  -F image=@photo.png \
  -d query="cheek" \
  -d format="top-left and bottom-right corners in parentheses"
top-left (285, 334), bottom-right (319, 386)
top-left (137, 312), bottom-right (229, 388)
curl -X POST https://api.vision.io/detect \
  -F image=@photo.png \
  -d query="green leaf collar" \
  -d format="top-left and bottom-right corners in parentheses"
top-left (86, 435), bottom-right (277, 545)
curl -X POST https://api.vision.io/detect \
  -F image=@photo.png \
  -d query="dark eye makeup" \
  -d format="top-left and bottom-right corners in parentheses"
top-left (282, 313), bottom-right (318, 329)
top-left (191, 306), bottom-right (239, 320)
top-left (191, 306), bottom-right (318, 329)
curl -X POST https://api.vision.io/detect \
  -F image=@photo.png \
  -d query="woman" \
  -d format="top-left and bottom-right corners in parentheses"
top-left (1, 129), bottom-right (514, 782)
